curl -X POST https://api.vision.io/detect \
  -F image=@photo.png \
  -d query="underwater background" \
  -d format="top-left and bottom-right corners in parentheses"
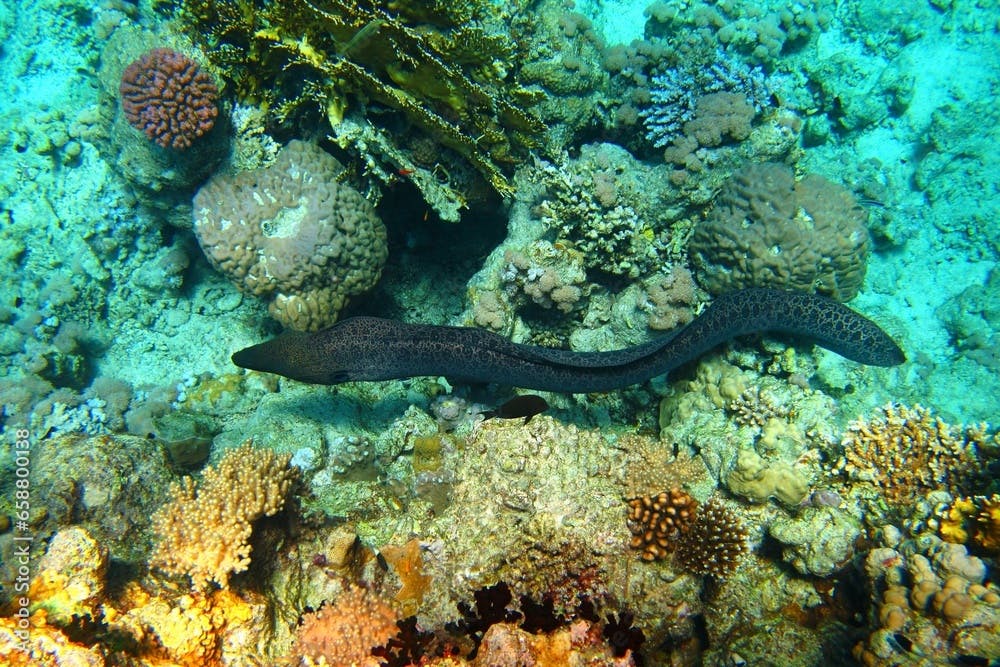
top-left (0, 0), bottom-right (998, 664)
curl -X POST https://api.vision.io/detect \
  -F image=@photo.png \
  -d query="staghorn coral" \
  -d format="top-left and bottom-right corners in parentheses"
top-left (170, 0), bottom-right (544, 219)
top-left (150, 441), bottom-right (299, 589)
top-left (119, 48), bottom-right (218, 150)
top-left (626, 488), bottom-right (699, 562)
top-left (673, 497), bottom-right (749, 579)
top-left (689, 162), bottom-right (870, 301)
top-left (193, 140), bottom-right (388, 331)
top-left (835, 404), bottom-right (985, 508)
top-left (288, 583), bottom-right (399, 667)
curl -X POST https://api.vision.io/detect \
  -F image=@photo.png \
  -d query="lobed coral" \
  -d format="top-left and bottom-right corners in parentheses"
top-left (150, 441), bottom-right (299, 589)
top-left (626, 488), bottom-right (699, 562)
top-left (119, 48), bottom-right (218, 150)
top-left (689, 162), bottom-right (870, 301)
top-left (193, 140), bottom-right (388, 331)
top-left (857, 532), bottom-right (1000, 665)
top-left (835, 404), bottom-right (985, 508)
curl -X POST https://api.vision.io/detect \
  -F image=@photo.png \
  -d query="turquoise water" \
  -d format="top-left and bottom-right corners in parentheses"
top-left (0, 1), bottom-right (998, 665)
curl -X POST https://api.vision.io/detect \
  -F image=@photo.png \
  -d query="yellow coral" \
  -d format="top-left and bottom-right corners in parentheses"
top-left (976, 494), bottom-right (1000, 552)
top-left (838, 404), bottom-right (986, 506)
top-left (0, 611), bottom-right (104, 666)
top-left (150, 441), bottom-right (299, 589)
top-left (108, 585), bottom-right (264, 667)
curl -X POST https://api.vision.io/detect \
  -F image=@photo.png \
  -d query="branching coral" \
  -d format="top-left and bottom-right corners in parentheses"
top-left (938, 494), bottom-right (1000, 554)
top-left (150, 441), bottom-right (299, 589)
top-left (674, 497), bottom-right (749, 579)
top-left (626, 491), bottom-right (748, 578)
top-left (119, 48), bottom-right (219, 150)
top-left (836, 404), bottom-right (986, 507)
top-left (171, 0), bottom-right (544, 218)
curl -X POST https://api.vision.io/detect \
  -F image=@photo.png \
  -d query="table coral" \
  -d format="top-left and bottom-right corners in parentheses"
top-left (150, 441), bottom-right (299, 589)
top-left (193, 140), bottom-right (388, 331)
top-left (119, 48), bottom-right (218, 150)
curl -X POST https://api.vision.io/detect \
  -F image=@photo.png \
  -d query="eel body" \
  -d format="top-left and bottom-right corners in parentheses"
top-left (232, 288), bottom-right (904, 393)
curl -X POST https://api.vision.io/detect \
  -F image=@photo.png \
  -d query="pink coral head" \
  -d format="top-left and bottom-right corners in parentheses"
top-left (119, 48), bottom-right (218, 150)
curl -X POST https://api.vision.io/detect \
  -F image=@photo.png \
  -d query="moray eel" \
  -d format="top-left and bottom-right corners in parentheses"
top-left (232, 288), bottom-right (904, 393)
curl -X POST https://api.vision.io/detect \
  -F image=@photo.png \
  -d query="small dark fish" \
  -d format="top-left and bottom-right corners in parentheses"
top-left (480, 395), bottom-right (549, 424)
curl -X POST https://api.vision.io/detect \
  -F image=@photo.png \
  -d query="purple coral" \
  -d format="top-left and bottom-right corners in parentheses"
top-left (119, 48), bottom-right (218, 150)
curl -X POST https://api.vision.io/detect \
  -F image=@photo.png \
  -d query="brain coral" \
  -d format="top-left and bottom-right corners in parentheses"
top-left (119, 48), bottom-right (218, 150)
top-left (689, 163), bottom-right (870, 301)
top-left (194, 140), bottom-right (388, 330)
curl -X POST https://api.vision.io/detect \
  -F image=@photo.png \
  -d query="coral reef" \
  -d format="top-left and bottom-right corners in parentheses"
top-left (150, 441), bottom-right (299, 589)
top-left (689, 162), bottom-right (870, 300)
top-left (856, 529), bottom-right (1000, 665)
top-left (626, 488), bottom-right (698, 561)
top-left (673, 497), bottom-right (749, 579)
top-left (289, 583), bottom-right (399, 667)
top-left (835, 404), bottom-right (987, 508)
top-left (169, 0), bottom-right (545, 219)
top-left (119, 48), bottom-right (218, 150)
top-left (640, 49), bottom-right (769, 149)
top-left (193, 140), bottom-right (388, 330)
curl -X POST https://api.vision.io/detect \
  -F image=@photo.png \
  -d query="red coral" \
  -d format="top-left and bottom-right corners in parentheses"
top-left (119, 48), bottom-right (218, 150)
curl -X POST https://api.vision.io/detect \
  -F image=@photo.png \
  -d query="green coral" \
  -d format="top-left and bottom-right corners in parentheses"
top-left (169, 0), bottom-right (545, 220)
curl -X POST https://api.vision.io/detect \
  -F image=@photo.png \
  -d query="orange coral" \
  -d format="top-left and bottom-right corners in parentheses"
top-left (288, 583), bottom-right (399, 667)
top-left (381, 538), bottom-right (433, 616)
top-left (150, 441), bottom-right (299, 589)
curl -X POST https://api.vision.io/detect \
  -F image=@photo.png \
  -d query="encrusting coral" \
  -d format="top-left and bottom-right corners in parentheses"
top-left (193, 140), bottom-right (388, 331)
top-left (150, 441), bottom-right (299, 589)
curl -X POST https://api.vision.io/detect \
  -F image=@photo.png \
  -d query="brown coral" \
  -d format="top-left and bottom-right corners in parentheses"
top-left (626, 488), bottom-right (698, 561)
top-left (690, 162), bottom-right (869, 301)
top-left (288, 583), bottom-right (399, 667)
top-left (119, 48), bottom-right (218, 150)
top-left (193, 140), bottom-right (388, 331)
top-left (674, 497), bottom-right (749, 578)
top-left (837, 404), bottom-right (984, 507)
top-left (150, 441), bottom-right (299, 589)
